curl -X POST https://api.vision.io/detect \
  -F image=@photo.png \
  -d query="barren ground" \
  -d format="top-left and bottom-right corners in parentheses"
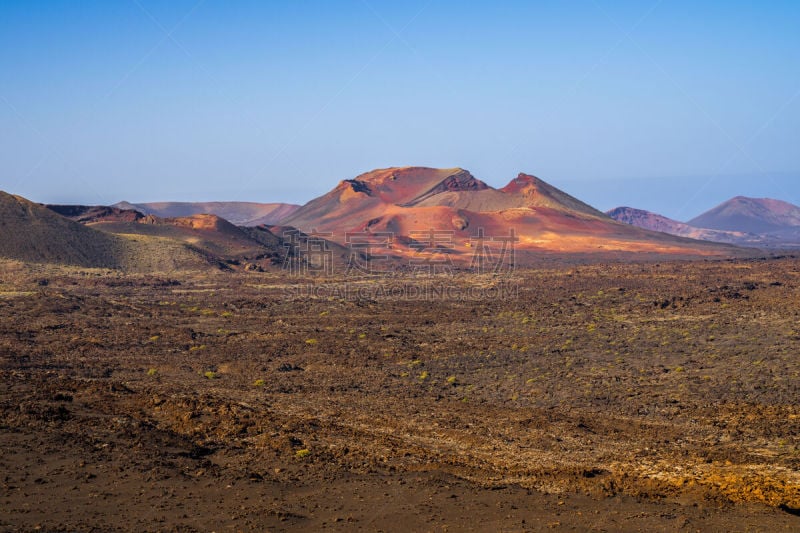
top-left (2, 257), bottom-right (800, 531)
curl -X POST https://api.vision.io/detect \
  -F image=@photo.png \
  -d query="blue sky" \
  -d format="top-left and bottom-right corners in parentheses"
top-left (1, 0), bottom-right (798, 220)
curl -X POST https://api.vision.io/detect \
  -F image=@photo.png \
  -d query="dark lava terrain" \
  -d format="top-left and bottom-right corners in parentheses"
top-left (2, 257), bottom-right (800, 531)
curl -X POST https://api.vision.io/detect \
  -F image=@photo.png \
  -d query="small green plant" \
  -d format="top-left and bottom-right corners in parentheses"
top-left (305, 338), bottom-right (318, 345)
top-left (295, 448), bottom-right (310, 458)
top-left (147, 368), bottom-right (158, 376)
top-left (418, 370), bottom-right (429, 380)
top-left (358, 333), bottom-right (366, 339)
top-left (220, 311), bottom-right (233, 318)
top-left (253, 378), bottom-right (265, 387)
top-left (149, 335), bottom-right (160, 342)
top-left (189, 344), bottom-right (206, 352)
top-left (203, 371), bottom-right (217, 379)
top-left (446, 375), bottom-right (457, 384)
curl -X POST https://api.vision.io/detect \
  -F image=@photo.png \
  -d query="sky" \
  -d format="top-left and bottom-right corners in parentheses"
top-left (1, 0), bottom-right (799, 220)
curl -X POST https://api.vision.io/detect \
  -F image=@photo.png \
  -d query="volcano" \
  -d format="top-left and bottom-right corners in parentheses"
top-left (688, 196), bottom-right (800, 234)
top-left (279, 167), bottom-right (745, 259)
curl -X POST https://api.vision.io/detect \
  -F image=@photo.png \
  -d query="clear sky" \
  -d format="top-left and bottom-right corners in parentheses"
top-left (1, 0), bottom-right (799, 220)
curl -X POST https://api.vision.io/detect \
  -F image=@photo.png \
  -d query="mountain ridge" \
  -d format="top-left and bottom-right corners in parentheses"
top-left (113, 201), bottom-right (300, 226)
top-left (8, 168), bottom-right (783, 271)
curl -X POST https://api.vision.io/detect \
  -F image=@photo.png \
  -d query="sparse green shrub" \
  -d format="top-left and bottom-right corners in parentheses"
top-left (295, 449), bottom-right (310, 458)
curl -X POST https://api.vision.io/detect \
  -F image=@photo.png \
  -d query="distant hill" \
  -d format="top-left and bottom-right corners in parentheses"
top-left (606, 207), bottom-right (759, 246)
top-left (281, 166), bottom-right (745, 259)
top-left (688, 196), bottom-right (800, 233)
top-left (113, 201), bottom-right (299, 226)
top-left (0, 191), bottom-right (124, 268)
top-left (46, 204), bottom-right (144, 224)
top-left (608, 198), bottom-right (800, 249)
top-left (607, 207), bottom-right (689, 234)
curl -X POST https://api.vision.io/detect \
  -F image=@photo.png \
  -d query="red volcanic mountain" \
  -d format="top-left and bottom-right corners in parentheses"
top-left (113, 201), bottom-right (299, 227)
top-left (688, 196), bottom-right (800, 233)
top-left (281, 167), bottom-right (484, 233)
top-left (281, 167), bottom-right (744, 257)
top-left (282, 167), bottom-right (605, 233)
